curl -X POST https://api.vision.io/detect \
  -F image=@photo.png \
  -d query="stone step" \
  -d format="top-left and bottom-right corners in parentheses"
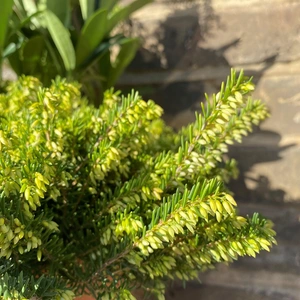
top-left (190, 268), bottom-right (299, 300)
top-left (119, 61), bottom-right (300, 86)
top-left (200, 267), bottom-right (300, 298)
top-left (166, 283), bottom-right (296, 300)
top-left (166, 265), bottom-right (300, 299)
top-left (229, 138), bottom-right (300, 204)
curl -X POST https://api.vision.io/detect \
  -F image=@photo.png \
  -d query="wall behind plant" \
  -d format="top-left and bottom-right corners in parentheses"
top-left (117, 1), bottom-right (300, 298)
top-left (119, 0), bottom-right (300, 203)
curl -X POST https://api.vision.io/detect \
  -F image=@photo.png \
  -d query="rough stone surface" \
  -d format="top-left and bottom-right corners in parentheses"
top-left (197, 267), bottom-right (300, 298)
top-left (118, 0), bottom-right (300, 299)
top-left (166, 284), bottom-right (295, 300)
top-left (119, 0), bottom-right (300, 203)
top-left (200, 0), bottom-right (300, 66)
top-left (228, 72), bottom-right (300, 203)
top-left (124, 0), bottom-right (300, 73)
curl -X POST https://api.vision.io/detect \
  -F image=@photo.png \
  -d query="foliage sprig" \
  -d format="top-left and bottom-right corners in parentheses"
top-left (0, 70), bottom-right (275, 299)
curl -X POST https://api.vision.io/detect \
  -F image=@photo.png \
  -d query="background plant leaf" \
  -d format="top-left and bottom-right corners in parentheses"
top-left (79, 0), bottom-right (95, 21)
top-left (98, 49), bottom-right (112, 89)
top-left (3, 35), bottom-right (25, 59)
top-left (7, 49), bottom-right (23, 76)
top-left (0, 0), bottom-right (14, 60)
top-left (99, 0), bottom-right (120, 12)
top-left (106, 0), bottom-right (153, 34)
top-left (22, 0), bottom-right (40, 27)
top-left (46, 0), bottom-right (70, 25)
top-left (106, 37), bottom-right (140, 88)
top-left (22, 0), bottom-right (38, 17)
top-left (13, 0), bottom-right (27, 20)
top-left (75, 9), bottom-right (107, 69)
top-left (21, 35), bottom-right (45, 74)
top-left (44, 9), bottom-right (75, 72)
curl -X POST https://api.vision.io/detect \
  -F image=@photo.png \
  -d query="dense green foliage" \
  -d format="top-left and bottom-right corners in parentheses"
top-left (0, 71), bottom-right (275, 299)
top-left (1, 0), bottom-right (152, 102)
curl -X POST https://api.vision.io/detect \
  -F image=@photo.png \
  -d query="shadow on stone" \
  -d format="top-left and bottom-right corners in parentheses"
top-left (119, 2), bottom-right (300, 299)
top-left (122, 0), bottom-right (235, 114)
top-left (243, 54), bottom-right (278, 85)
top-left (121, 1), bottom-right (291, 206)
top-left (228, 128), bottom-right (298, 204)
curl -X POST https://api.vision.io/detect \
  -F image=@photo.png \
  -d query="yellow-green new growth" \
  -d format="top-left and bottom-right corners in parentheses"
top-left (0, 71), bottom-right (275, 300)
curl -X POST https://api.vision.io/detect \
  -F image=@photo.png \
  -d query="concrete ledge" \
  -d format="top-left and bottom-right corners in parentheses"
top-left (119, 60), bottom-right (300, 85)
top-left (198, 267), bottom-right (300, 298)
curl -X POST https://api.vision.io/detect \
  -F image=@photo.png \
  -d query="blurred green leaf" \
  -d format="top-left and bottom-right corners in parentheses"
top-left (98, 49), bottom-right (112, 89)
top-left (106, 0), bottom-right (153, 34)
top-left (3, 43), bottom-right (17, 58)
top-left (8, 52), bottom-right (22, 76)
top-left (79, 0), bottom-right (95, 21)
top-left (81, 34), bottom-right (123, 71)
top-left (13, 0), bottom-right (27, 20)
top-left (76, 9), bottom-right (107, 68)
top-left (46, 0), bottom-right (70, 25)
top-left (99, 0), bottom-right (120, 12)
top-left (22, 0), bottom-right (38, 16)
top-left (44, 10), bottom-right (76, 72)
top-left (22, 35), bottom-right (45, 74)
top-left (22, 0), bottom-right (40, 27)
top-left (107, 37), bottom-right (140, 88)
top-left (2, 0), bottom-right (150, 103)
top-left (8, 11), bottom-right (43, 40)
top-left (3, 35), bottom-right (24, 58)
top-left (0, 0), bottom-right (14, 59)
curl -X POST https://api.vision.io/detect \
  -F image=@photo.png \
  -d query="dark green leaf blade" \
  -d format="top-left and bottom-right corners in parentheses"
top-left (21, 35), bottom-right (45, 74)
top-left (106, 0), bottom-right (153, 34)
top-left (75, 9), bottom-right (108, 69)
top-left (98, 49), bottom-right (112, 90)
top-left (107, 37), bottom-right (140, 88)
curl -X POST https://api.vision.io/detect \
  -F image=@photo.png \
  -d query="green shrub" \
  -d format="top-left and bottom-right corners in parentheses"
top-left (1, 0), bottom-right (152, 103)
top-left (0, 70), bottom-right (275, 300)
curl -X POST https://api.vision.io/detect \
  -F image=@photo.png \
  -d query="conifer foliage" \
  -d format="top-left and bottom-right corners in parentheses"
top-left (0, 70), bottom-right (275, 299)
